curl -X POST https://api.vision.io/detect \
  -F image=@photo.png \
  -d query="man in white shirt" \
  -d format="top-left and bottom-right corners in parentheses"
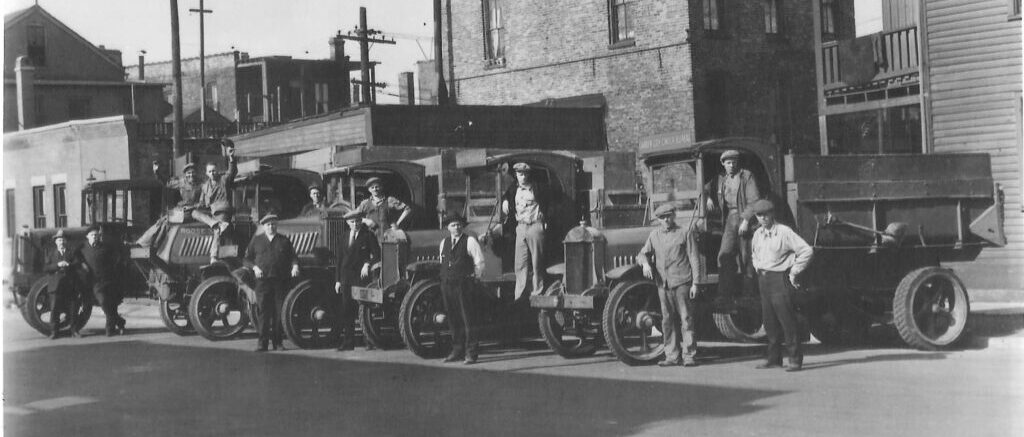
top-left (501, 162), bottom-right (550, 299)
top-left (438, 214), bottom-right (486, 364)
top-left (750, 199), bottom-right (813, 372)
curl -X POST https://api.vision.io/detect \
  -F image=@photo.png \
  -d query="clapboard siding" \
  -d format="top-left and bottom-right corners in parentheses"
top-left (926, 0), bottom-right (1024, 287)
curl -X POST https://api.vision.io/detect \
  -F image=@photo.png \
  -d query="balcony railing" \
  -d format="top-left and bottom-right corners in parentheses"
top-left (822, 26), bottom-right (920, 89)
top-left (136, 121), bottom-right (277, 140)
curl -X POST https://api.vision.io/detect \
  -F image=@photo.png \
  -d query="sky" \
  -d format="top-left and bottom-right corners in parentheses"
top-left (2, 0), bottom-right (436, 103)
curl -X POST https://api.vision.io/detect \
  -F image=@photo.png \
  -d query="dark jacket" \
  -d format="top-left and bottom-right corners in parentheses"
top-left (44, 246), bottom-right (83, 295)
top-left (199, 158), bottom-right (238, 208)
top-left (244, 233), bottom-right (298, 279)
top-left (335, 225), bottom-right (380, 285)
top-left (440, 235), bottom-right (474, 281)
top-left (78, 241), bottom-right (122, 285)
top-left (706, 169), bottom-right (761, 221)
top-left (501, 182), bottom-right (552, 234)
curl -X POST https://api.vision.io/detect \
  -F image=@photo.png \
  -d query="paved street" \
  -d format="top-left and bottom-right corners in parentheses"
top-left (4, 301), bottom-right (1023, 437)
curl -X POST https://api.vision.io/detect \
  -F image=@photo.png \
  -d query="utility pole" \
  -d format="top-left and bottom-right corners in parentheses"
top-left (170, 0), bottom-right (184, 163)
top-left (189, 0), bottom-right (213, 127)
top-left (338, 7), bottom-right (394, 105)
top-left (434, 0), bottom-right (449, 105)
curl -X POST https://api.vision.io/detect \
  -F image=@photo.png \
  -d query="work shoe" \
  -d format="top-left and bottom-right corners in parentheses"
top-left (755, 362), bottom-right (783, 369)
top-left (682, 359), bottom-right (698, 367)
top-left (105, 327), bottom-right (115, 337)
top-left (463, 355), bottom-right (478, 365)
top-left (337, 343), bottom-right (355, 352)
top-left (785, 358), bottom-right (803, 372)
top-left (49, 331), bottom-right (59, 340)
top-left (657, 359), bottom-right (681, 367)
top-left (255, 345), bottom-right (269, 352)
top-left (272, 344), bottom-right (287, 351)
top-left (443, 353), bottom-right (464, 363)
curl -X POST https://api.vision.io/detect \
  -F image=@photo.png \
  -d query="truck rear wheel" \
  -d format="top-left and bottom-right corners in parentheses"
top-left (358, 282), bottom-right (406, 350)
top-left (25, 277), bottom-right (92, 337)
top-left (601, 279), bottom-right (664, 366)
top-left (398, 279), bottom-right (451, 359)
top-left (282, 279), bottom-right (339, 349)
top-left (712, 297), bottom-right (767, 343)
top-left (187, 275), bottom-right (250, 341)
top-left (894, 267), bottom-right (970, 350)
top-left (159, 297), bottom-right (194, 336)
top-left (538, 281), bottom-right (602, 358)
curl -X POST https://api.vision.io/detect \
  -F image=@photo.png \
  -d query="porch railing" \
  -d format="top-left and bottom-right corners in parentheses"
top-left (822, 26), bottom-right (920, 89)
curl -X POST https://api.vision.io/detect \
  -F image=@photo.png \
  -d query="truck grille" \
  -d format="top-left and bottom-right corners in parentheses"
top-left (612, 255), bottom-right (636, 269)
top-left (287, 231), bottom-right (320, 255)
top-left (416, 255), bottom-right (440, 262)
top-left (180, 236), bottom-right (214, 257)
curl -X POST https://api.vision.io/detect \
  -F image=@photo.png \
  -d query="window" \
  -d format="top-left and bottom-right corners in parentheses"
top-left (826, 105), bottom-right (922, 155)
top-left (1011, 0), bottom-right (1022, 20)
top-left (703, 0), bottom-right (721, 31)
top-left (26, 24), bottom-right (46, 66)
top-left (53, 183), bottom-right (67, 227)
top-left (482, 0), bottom-right (506, 62)
top-left (68, 98), bottom-right (91, 120)
top-left (609, 0), bottom-right (636, 44)
top-left (5, 189), bottom-right (14, 238)
top-left (315, 83), bottom-right (329, 114)
top-left (204, 81), bottom-right (219, 112)
top-left (32, 186), bottom-right (45, 228)
top-left (764, 0), bottom-right (780, 34)
top-left (821, 0), bottom-right (835, 35)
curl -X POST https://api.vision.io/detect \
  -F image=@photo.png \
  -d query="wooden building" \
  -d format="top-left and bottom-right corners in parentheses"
top-left (813, 0), bottom-right (1022, 290)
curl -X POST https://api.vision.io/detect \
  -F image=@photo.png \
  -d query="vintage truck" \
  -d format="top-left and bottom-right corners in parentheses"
top-left (532, 137), bottom-right (1005, 365)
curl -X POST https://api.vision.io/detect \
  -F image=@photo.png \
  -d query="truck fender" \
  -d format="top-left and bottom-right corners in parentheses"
top-left (606, 264), bottom-right (643, 281)
top-left (405, 260), bottom-right (441, 276)
top-left (200, 262), bottom-right (234, 280)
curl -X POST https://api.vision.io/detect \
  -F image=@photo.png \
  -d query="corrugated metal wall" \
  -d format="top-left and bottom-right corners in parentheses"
top-left (925, 0), bottom-right (1024, 288)
top-left (883, 0), bottom-right (920, 30)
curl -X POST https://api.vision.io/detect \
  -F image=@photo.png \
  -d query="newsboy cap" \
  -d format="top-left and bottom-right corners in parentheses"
top-left (720, 150), bottom-right (741, 162)
top-left (52, 229), bottom-right (67, 240)
top-left (442, 214), bottom-right (468, 226)
top-left (512, 162), bottom-right (532, 172)
top-left (750, 199), bottom-right (775, 215)
top-left (365, 177), bottom-right (383, 187)
top-left (182, 162), bottom-right (197, 173)
top-left (307, 184), bottom-right (322, 193)
top-left (259, 213), bottom-right (279, 224)
top-left (343, 210), bottom-right (365, 220)
top-left (653, 203), bottom-right (676, 218)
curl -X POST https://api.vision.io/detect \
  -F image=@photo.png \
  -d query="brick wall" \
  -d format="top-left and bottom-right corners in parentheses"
top-left (127, 53), bottom-right (239, 121)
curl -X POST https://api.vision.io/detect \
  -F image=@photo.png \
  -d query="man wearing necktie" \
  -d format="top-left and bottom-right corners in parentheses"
top-left (78, 225), bottom-right (126, 336)
top-left (334, 210), bottom-right (380, 351)
top-left (439, 214), bottom-right (486, 364)
top-left (44, 229), bottom-right (84, 339)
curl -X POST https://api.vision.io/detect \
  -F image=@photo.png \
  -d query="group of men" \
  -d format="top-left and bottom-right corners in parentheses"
top-left (44, 226), bottom-right (126, 339)
top-left (640, 149), bottom-right (814, 371)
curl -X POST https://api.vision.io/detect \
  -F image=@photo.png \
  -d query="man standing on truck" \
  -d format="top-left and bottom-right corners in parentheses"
top-left (334, 210), bottom-right (380, 351)
top-left (501, 162), bottom-right (551, 299)
top-left (356, 177), bottom-right (413, 239)
top-left (749, 199), bottom-right (813, 372)
top-left (638, 204), bottom-right (703, 367)
top-left (195, 139), bottom-right (238, 230)
top-left (705, 150), bottom-right (762, 312)
top-left (78, 225), bottom-right (126, 337)
top-left (244, 213), bottom-right (300, 352)
top-left (439, 214), bottom-right (486, 365)
top-left (44, 229), bottom-right (84, 339)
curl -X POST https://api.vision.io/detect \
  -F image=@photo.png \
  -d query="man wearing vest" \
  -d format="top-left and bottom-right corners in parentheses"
top-left (501, 162), bottom-right (551, 299)
top-left (439, 214), bottom-right (486, 365)
top-left (705, 150), bottom-right (762, 312)
top-left (244, 213), bottom-right (300, 352)
top-left (334, 210), bottom-right (380, 351)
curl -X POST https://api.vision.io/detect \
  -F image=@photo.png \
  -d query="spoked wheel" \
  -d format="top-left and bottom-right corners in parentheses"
top-left (398, 279), bottom-right (451, 359)
top-left (894, 267), bottom-right (970, 350)
top-left (282, 280), bottom-right (339, 349)
top-left (713, 296), bottom-right (767, 343)
top-left (159, 297), bottom-right (194, 336)
top-left (25, 278), bottom-right (93, 337)
top-left (601, 279), bottom-right (664, 366)
top-left (187, 275), bottom-right (250, 341)
top-left (538, 281), bottom-right (602, 358)
top-left (358, 282), bottom-right (407, 349)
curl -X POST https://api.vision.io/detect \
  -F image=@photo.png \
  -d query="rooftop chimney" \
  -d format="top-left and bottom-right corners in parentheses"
top-left (138, 52), bottom-right (146, 80)
top-left (399, 72), bottom-right (415, 105)
top-left (330, 33), bottom-right (346, 61)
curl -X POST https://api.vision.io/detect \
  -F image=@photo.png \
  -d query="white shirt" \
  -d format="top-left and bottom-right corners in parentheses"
top-left (751, 223), bottom-right (813, 275)
top-left (438, 234), bottom-right (486, 278)
top-left (514, 185), bottom-right (541, 224)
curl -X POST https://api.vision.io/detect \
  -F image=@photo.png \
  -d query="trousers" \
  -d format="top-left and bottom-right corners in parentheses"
top-left (93, 281), bottom-right (124, 330)
top-left (717, 211), bottom-right (749, 299)
top-left (513, 222), bottom-right (545, 299)
top-left (256, 278), bottom-right (287, 347)
top-left (335, 284), bottom-right (358, 345)
top-left (441, 276), bottom-right (478, 356)
top-left (50, 291), bottom-right (80, 333)
top-left (758, 271), bottom-right (802, 364)
top-left (659, 282), bottom-right (697, 362)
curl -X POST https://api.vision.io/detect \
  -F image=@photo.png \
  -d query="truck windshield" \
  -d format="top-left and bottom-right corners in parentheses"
top-left (650, 159), bottom-right (700, 209)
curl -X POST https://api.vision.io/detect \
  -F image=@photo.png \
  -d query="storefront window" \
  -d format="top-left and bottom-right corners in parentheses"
top-left (827, 104), bottom-right (921, 154)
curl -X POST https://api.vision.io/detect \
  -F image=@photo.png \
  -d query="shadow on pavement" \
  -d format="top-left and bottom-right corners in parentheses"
top-left (5, 342), bottom-right (786, 437)
top-left (800, 351), bottom-right (947, 371)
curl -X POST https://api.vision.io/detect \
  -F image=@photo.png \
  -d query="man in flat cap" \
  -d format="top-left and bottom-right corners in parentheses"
top-left (244, 213), bottom-right (300, 352)
top-left (334, 209), bottom-right (380, 351)
top-left (704, 149), bottom-right (762, 312)
top-left (356, 176), bottom-right (412, 240)
top-left (638, 204), bottom-right (702, 367)
top-left (44, 229), bottom-right (84, 339)
top-left (193, 139), bottom-right (238, 233)
top-left (300, 184), bottom-right (328, 217)
top-left (438, 214), bottom-right (486, 364)
top-left (78, 225), bottom-right (126, 336)
top-left (501, 162), bottom-right (551, 299)
top-left (749, 199), bottom-right (813, 372)
top-left (137, 157), bottom-right (224, 248)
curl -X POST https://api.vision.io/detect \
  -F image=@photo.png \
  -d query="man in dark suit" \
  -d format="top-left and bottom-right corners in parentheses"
top-left (244, 213), bottom-right (300, 352)
top-left (439, 214), bottom-right (486, 364)
top-left (44, 229), bottom-right (83, 339)
top-left (334, 210), bottom-right (380, 351)
top-left (78, 225), bottom-right (126, 336)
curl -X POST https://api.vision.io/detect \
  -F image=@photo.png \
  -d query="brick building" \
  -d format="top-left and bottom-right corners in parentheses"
top-left (442, 0), bottom-right (819, 154)
top-left (3, 4), bottom-right (167, 132)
